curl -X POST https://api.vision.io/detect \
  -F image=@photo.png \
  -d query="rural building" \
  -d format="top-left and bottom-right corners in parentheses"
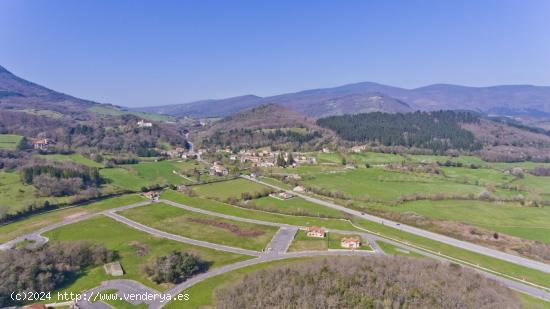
top-left (176, 184), bottom-right (187, 192)
top-left (104, 261), bottom-right (124, 276)
top-left (340, 237), bottom-right (361, 249)
top-left (142, 191), bottom-right (159, 200)
top-left (210, 162), bottom-right (228, 176)
top-left (33, 138), bottom-right (54, 150)
top-left (306, 226), bottom-right (326, 238)
top-left (269, 191), bottom-right (294, 200)
top-left (293, 186), bottom-right (306, 193)
top-left (137, 119), bottom-right (153, 128)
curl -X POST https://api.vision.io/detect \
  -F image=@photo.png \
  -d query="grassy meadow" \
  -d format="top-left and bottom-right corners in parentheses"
top-left (0, 134), bottom-right (22, 149)
top-left (192, 178), bottom-right (269, 200)
top-left (118, 202), bottom-right (279, 251)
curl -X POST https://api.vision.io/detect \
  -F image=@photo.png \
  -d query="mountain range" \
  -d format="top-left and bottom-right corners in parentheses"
top-left (2, 64), bottom-right (550, 124)
top-left (134, 81), bottom-right (550, 120)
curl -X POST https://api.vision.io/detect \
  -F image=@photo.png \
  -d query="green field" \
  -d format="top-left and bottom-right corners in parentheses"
top-left (251, 196), bottom-right (343, 217)
top-left (440, 166), bottom-right (514, 186)
top-left (303, 167), bottom-right (494, 202)
top-left (161, 190), bottom-right (359, 231)
top-left (314, 152), bottom-right (344, 164)
top-left (0, 194), bottom-right (144, 243)
top-left (347, 151), bottom-right (405, 165)
top-left (377, 199), bottom-right (550, 243)
top-left (192, 178), bottom-right (269, 200)
top-left (100, 160), bottom-right (194, 191)
top-left (88, 106), bottom-right (175, 122)
top-left (0, 171), bottom-right (69, 215)
top-left (43, 215), bottom-right (250, 292)
top-left (0, 134), bottom-right (22, 149)
top-left (118, 203), bottom-right (279, 251)
top-left (39, 153), bottom-right (104, 168)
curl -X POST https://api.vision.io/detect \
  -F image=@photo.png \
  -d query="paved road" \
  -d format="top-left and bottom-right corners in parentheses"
top-left (0, 200), bottom-right (152, 251)
top-left (76, 279), bottom-right (161, 309)
top-left (244, 175), bottom-right (550, 274)
top-left (264, 226), bottom-right (298, 255)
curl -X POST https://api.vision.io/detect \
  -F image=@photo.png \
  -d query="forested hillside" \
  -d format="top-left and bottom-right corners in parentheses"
top-left (216, 256), bottom-right (519, 309)
top-left (317, 111), bottom-right (482, 152)
top-left (195, 104), bottom-right (333, 151)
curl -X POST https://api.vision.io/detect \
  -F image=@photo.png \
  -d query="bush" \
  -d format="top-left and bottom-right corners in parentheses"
top-left (143, 251), bottom-right (207, 284)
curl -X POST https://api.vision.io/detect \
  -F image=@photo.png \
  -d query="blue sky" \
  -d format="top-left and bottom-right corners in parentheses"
top-left (1, 0), bottom-right (549, 107)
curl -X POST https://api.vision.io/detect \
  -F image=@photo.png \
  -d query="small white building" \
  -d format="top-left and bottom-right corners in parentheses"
top-left (137, 120), bottom-right (153, 128)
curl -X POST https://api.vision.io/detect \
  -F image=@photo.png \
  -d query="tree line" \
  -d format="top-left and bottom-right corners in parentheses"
top-left (317, 111), bottom-right (482, 153)
top-left (0, 241), bottom-right (113, 307)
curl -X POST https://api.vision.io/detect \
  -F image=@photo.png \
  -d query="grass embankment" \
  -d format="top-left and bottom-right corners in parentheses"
top-left (118, 203), bottom-right (278, 251)
top-left (251, 196), bottom-right (343, 217)
top-left (376, 241), bottom-right (423, 258)
top-left (43, 215), bottom-right (251, 293)
top-left (0, 194), bottom-right (144, 243)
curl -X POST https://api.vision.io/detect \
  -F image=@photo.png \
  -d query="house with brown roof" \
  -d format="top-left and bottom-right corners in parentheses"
top-left (33, 138), bottom-right (55, 151)
top-left (305, 226), bottom-right (326, 238)
top-left (142, 191), bottom-right (159, 200)
top-left (340, 236), bottom-right (361, 249)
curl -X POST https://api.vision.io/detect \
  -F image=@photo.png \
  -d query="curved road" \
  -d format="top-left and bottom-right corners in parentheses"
top-left (243, 175), bottom-right (550, 274)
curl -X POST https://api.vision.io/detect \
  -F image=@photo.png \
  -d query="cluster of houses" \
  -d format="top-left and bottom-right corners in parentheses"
top-left (304, 226), bottom-right (363, 249)
top-left (161, 147), bottom-right (206, 160)
top-left (230, 149), bottom-right (316, 168)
